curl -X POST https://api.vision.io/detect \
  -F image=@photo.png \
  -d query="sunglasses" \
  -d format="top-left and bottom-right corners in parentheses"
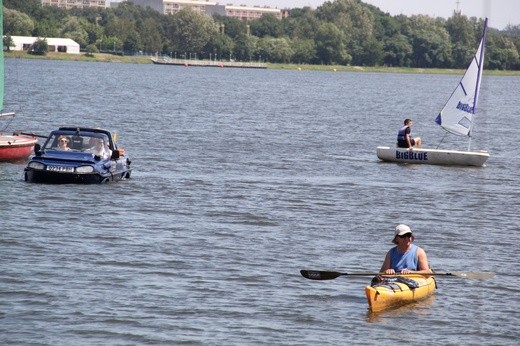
top-left (398, 233), bottom-right (412, 238)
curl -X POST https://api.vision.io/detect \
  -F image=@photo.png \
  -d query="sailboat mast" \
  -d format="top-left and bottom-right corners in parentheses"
top-left (468, 18), bottom-right (488, 151)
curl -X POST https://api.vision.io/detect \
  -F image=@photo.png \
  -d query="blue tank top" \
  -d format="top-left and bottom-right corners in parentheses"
top-left (390, 245), bottom-right (418, 272)
top-left (397, 126), bottom-right (409, 142)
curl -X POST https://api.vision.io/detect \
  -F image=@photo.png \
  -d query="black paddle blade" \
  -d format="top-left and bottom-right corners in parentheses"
top-left (300, 270), bottom-right (342, 280)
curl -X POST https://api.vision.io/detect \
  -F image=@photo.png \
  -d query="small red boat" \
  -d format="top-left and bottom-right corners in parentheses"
top-left (0, 133), bottom-right (37, 162)
top-left (0, 3), bottom-right (37, 162)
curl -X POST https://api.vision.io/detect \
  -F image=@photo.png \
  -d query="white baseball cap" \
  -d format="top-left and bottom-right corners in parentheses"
top-left (394, 224), bottom-right (412, 236)
top-left (393, 224), bottom-right (413, 244)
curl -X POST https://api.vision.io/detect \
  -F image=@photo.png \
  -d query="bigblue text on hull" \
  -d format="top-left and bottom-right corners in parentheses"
top-left (395, 151), bottom-right (428, 161)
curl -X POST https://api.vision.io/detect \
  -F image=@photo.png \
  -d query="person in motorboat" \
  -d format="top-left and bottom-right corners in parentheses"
top-left (397, 119), bottom-right (421, 149)
top-left (87, 137), bottom-right (112, 159)
top-left (57, 136), bottom-right (71, 151)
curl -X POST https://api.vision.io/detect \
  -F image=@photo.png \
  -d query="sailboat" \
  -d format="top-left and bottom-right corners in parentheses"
top-left (377, 18), bottom-right (490, 167)
top-left (0, 0), bottom-right (37, 162)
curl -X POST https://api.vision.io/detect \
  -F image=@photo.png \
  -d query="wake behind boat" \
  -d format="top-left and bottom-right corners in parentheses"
top-left (377, 18), bottom-right (490, 167)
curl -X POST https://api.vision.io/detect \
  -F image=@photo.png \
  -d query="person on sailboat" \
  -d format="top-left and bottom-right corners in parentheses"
top-left (397, 119), bottom-right (421, 149)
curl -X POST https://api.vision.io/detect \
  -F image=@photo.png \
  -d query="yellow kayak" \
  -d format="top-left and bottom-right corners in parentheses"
top-left (365, 275), bottom-right (436, 313)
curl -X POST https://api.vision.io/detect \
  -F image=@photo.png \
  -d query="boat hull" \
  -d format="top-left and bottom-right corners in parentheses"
top-left (24, 168), bottom-right (131, 184)
top-left (0, 135), bottom-right (37, 162)
top-left (376, 146), bottom-right (489, 167)
top-left (365, 275), bottom-right (436, 313)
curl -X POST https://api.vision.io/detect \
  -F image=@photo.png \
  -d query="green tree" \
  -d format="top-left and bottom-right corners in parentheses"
top-left (204, 31), bottom-right (235, 60)
top-left (446, 13), bottom-right (475, 68)
top-left (383, 34), bottom-right (413, 67)
top-left (3, 34), bottom-right (14, 52)
top-left (316, 0), bottom-right (375, 64)
top-left (140, 18), bottom-right (162, 54)
top-left (282, 7), bottom-right (320, 40)
top-left (212, 15), bottom-right (247, 38)
top-left (29, 38), bottom-right (48, 55)
top-left (257, 37), bottom-right (293, 63)
top-left (250, 14), bottom-right (283, 38)
top-left (406, 15), bottom-right (452, 68)
top-left (98, 35), bottom-right (123, 53)
top-left (290, 38), bottom-right (317, 64)
top-left (82, 16), bottom-right (104, 46)
top-left (371, 11), bottom-right (400, 40)
top-left (33, 19), bottom-right (61, 37)
top-left (487, 30), bottom-right (520, 70)
top-left (503, 24), bottom-right (520, 36)
top-left (314, 22), bottom-right (351, 65)
top-left (85, 43), bottom-right (99, 57)
top-left (171, 8), bottom-right (218, 55)
top-left (3, 7), bottom-right (34, 35)
top-left (104, 17), bottom-right (136, 43)
top-left (60, 16), bottom-right (89, 47)
top-left (4, 0), bottom-right (41, 12)
top-left (123, 30), bottom-right (141, 53)
top-left (233, 34), bottom-right (258, 61)
top-left (353, 37), bottom-right (384, 66)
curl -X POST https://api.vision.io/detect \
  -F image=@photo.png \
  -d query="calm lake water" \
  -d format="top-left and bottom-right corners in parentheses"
top-left (1, 59), bottom-right (519, 345)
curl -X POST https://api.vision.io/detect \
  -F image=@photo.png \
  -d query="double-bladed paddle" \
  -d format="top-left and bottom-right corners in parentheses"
top-left (300, 269), bottom-right (495, 280)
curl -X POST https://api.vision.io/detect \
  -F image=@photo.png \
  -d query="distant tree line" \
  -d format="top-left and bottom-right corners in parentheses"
top-left (4, 0), bottom-right (520, 70)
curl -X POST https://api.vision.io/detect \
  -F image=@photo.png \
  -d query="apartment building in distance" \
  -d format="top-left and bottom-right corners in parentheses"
top-left (40, 0), bottom-right (289, 20)
top-left (220, 4), bottom-right (285, 20)
top-left (130, 0), bottom-right (288, 20)
top-left (40, 0), bottom-right (107, 9)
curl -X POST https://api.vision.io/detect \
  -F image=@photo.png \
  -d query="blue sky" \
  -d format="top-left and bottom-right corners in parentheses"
top-left (110, 1), bottom-right (519, 30)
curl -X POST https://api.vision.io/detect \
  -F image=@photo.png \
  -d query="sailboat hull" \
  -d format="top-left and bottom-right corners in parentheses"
top-left (376, 146), bottom-right (489, 167)
top-left (0, 135), bottom-right (37, 162)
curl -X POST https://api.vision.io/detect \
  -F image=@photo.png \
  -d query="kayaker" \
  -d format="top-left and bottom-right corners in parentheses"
top-left (379, 224), bottom-right (431, 275)
top-left (397, 119), bottom-right (422, 149)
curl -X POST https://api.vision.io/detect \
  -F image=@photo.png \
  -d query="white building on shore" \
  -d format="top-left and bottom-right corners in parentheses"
top-left (9, 36), bottom-right (81, 54)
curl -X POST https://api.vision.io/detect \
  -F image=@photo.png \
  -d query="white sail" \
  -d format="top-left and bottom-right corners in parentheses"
top-left (435, 18), bottom-right (488, 138)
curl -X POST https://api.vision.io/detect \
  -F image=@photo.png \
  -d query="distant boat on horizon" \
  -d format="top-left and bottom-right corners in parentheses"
top-left (151, 57), bottom-right (267, 69)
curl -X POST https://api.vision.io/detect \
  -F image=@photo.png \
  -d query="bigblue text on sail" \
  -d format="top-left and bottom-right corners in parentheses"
top-left (456, 101), bottom-right (475, 114)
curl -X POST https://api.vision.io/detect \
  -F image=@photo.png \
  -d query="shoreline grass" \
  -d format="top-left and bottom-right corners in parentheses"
top-left (5, 51), bottom-right (520, 76)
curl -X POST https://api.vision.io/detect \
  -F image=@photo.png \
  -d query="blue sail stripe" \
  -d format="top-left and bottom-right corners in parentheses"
top-left (460, 82), bottom-right (467, 96)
